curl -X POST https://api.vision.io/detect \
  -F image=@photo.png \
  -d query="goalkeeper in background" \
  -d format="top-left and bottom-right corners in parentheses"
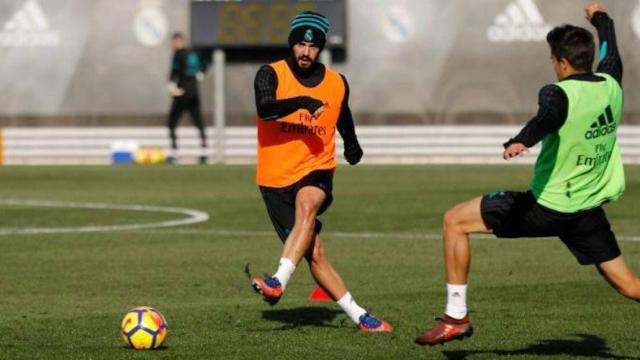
top-left (167, 32), bottom-right (210, 164)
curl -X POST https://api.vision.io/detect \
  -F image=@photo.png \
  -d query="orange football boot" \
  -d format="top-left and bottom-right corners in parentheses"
top-left (251, 276), bottom-right (283, 305)
top-left (415, 314), bottom-right (473, 346)
top-left (357, 313), bottom-right (393, 333)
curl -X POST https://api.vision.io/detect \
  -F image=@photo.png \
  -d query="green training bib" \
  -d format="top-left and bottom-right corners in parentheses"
top-left (530, 73), bottom-right (625, 213)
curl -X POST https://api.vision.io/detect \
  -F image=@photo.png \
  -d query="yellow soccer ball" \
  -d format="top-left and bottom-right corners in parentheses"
top-left (134, 146), bottom-right (167, 165)
top-left (120, 306), bottom-right (168, 350)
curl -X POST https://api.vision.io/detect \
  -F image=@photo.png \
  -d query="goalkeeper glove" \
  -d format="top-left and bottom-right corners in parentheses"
top-left (167, 82), bottom-right (185, 97)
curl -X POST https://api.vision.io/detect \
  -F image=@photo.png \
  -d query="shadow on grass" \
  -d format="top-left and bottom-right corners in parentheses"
top-left (259, 306), bottom-right (343, 331)
top-left (442, 333), bottom-right (638, 360)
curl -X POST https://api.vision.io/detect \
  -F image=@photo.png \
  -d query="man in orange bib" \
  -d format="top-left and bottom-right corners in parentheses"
top-left (251, 11), bottom-right (391, 333)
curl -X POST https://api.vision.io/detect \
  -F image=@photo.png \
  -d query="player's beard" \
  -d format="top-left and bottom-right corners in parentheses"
top-left (296, 54), bottom-right (315, 70)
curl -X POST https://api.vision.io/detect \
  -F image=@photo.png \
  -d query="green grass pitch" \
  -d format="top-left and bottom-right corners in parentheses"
top-left (0, 164), bottom-right (639, 359)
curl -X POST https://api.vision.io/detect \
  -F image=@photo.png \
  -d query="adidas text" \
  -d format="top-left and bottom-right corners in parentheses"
top-left (487, 0), bottom-right (551, 42)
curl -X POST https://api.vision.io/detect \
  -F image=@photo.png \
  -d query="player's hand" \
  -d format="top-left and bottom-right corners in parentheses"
top-left (167, 82), bottom-right (185, 97)
top-left (585, 3), bottom-right (606, 22)
top-left (344, 142), bottom-right (363, 165)
top-left (503, 142), bottom-right (529, 160)
top-left (312, 105), bottom-right (325, 119)
top-left (303, 97), bottom-right (324, 119)
top-left (196, 72), bottom-right (205, 81)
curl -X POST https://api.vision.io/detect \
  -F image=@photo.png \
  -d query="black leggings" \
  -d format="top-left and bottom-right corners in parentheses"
top-left (167, 96), bottom-right (207, 149)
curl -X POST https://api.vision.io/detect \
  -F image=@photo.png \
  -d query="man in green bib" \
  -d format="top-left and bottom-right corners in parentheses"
top-left (416, 3), bottom-right (640, 346)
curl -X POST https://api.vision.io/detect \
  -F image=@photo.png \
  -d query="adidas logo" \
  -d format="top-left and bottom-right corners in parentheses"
top-left (585, 105), bottom-right (616, 140)
top-left (0, 0), bottom-right (60, 47)
top-left (487, 0), bottom-right (552, 42)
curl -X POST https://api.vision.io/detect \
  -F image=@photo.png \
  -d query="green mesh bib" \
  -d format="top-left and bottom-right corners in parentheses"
top-left (530, 73), bottom-right (625, 212)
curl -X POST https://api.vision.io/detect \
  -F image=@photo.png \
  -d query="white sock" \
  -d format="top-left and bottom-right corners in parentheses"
top-left (336, 292), bottom-right (367, 324)
top-left (445, 283), bottom-right (468, 320)
top-left (272, 257), bottom-right (295, 290)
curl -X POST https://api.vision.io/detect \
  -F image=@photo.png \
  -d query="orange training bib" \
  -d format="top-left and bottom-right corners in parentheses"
top-left (256, 60), bottom-right (345, 188)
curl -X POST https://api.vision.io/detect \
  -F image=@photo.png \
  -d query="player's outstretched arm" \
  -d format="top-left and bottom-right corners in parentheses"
top-left (337, 75), bottom-right (363, 165)
top-left (169, 51), bottom-right (182, 83)
top-left (502, 85), bottom-right (568, 160)
top-left (167, 52), bottom-right (186, 97)
top-left (254, 65), bottom-right (324, 121)
top-left (586, 3), bottom-right (622, 84)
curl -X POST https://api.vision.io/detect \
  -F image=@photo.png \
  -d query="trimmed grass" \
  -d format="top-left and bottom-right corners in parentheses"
top-left (0, 165), bottom-right (638, 359)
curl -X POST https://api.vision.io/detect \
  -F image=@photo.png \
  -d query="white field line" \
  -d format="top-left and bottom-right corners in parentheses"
top-left (0, 199), bottom-right (209, 234)
top-left (1, 199), bottom-right (640, 243)
top-left (131, 228), bottom-right (640, 243)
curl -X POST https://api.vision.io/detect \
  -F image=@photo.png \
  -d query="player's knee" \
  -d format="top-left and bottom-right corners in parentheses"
top-left (443, 207), bottom-right (463, 234)
top-left (296, 198), bottom-right (319, 219)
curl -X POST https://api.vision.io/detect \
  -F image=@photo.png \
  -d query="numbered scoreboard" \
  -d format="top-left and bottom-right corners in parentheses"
top-left (190, 0), bottom-right (347, 61)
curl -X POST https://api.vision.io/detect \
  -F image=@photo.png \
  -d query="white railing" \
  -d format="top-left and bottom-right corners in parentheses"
top-left (2, 126), bottom-right (640, 165)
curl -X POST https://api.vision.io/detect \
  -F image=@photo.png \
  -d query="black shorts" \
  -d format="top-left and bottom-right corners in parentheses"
top-left (480, 191), bottom-right (620, 265)
top-left (259, 169), bottom-right (334, 242)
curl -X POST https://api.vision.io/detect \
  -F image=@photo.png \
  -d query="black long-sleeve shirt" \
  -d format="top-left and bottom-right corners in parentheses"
top-left (253, 57), bottom-right (359, 147)
top-left (169, 49), bottom-right (211, 97)
top-left (506, 12), bottom-right (622, 148)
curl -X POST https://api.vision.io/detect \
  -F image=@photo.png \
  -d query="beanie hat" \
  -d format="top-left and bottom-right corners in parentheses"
top-left (288, 11), bottom-right (329, 49)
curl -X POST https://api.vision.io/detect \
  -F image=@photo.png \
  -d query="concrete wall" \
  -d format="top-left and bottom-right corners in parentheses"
top-left (1, 0), bottom-right (639, 125)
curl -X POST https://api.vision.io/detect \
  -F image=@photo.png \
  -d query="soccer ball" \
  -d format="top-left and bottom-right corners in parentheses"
top-left (134, 146), bottom-right (167, 165)
top-left (120, 306), bottom-right (168, 350)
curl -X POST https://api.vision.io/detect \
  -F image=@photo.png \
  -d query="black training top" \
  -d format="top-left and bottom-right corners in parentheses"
top-left (170, 49), bottom-right (210, 98)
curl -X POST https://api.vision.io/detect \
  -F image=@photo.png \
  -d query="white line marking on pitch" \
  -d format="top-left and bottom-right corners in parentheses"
top-left (134, 228), bottom-right (640, 243)
top-left (2, 201), bottom-right (638, 244)
top-left (0, 199), bottom-right (209, 235)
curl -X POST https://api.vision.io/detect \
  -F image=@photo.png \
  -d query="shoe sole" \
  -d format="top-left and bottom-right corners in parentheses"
top-left (359, 327), bottom-right (393, 333)
top-left (436, 327), bottom-right (474, 346)
top-left (417, 326), bottom-right (474, 347)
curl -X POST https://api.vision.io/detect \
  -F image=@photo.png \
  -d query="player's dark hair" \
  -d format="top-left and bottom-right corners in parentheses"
top-left (172, 32), bottom-right (184, 40)
top-left (546, 25), bottom-right (595, 72)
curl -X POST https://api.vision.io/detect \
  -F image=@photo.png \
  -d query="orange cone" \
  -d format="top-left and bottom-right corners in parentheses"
top-left (307, 287), bottom-right (332, 302)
